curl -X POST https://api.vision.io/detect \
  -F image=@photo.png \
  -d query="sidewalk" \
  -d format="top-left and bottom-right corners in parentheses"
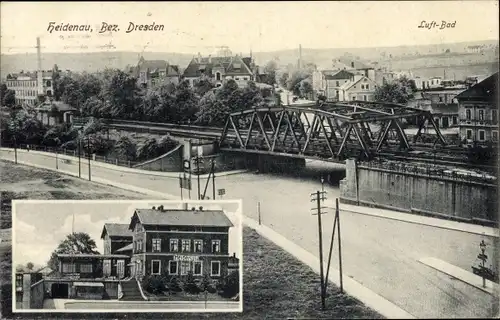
top-left (418, 257), bottom-right (499, 296)
top-left (0, 148), bottom-right (248, 179)
top-left (337, 203), bottom-right (499, 238)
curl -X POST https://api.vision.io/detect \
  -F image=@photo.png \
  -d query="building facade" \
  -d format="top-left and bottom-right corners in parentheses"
top-left (338, 75), bottom-right (377, 102)
top-left (5, 71), bottom-right (54, 106)
top-left (456, 72), bottom-right (498, 144)
top-left (127, 56), bottom-right (180, 89)
top-left (34, 101), bottom-right (78, 126)
top-left (182, 53), bottom-right (257, 88)
top-left (128, 206), bottom-right (234, 282)
top-left (100, 223), bottom-right (134, 278)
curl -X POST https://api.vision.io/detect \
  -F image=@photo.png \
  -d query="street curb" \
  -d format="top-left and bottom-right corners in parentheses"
top-left (418, 257), bottom-right (498, 296)
top-left (1, 156), bottom-right (415, 319)
top-left (337, 204), bottom-right (499, 238)
top-left (0, 148), bottom-right (248, 179)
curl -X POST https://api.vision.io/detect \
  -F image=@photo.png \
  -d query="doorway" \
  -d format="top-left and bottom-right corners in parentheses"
top-left (51, 283), bottom-right (69, 298)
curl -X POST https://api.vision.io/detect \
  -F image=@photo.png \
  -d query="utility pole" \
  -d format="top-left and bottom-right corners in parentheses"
top-left (87, 136), bottom-right (91, 181)
top-left (13, 137), bottom-right (17, 164)
top-left (258, 202), bottom-right (261, 225)
top-left (211, 159), bottom-right (216, 200)
top-left (78, 137), bottom-right (81, 178)
top-left (324, 198), bottom-right (344, 294)
top-left (311, 190), bottom-right (327, 310)
top-left (196, 156), bottom-right (201, 200)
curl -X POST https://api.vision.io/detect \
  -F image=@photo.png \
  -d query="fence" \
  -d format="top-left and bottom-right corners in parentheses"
top-left (2, 143), bottom-right (142, 168)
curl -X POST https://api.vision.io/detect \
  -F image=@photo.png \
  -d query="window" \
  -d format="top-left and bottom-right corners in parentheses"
top-left (194, 240), bottom-right (203, 253)
top-left (493, 110), bottom-right (498, 124)
top-left (235, 77), bottom-right (240, 80)
top-left (135, 223), bottom-right (144, 232)
top-left (182, 239), bottom-right (191, 252)
top-left (180, 261), bottom-right (191, 275)
top-left (211, 240), bottom-right (221, 253)
top-left (352, 95), bottom-right (356, 101)
top-left (479, 130), bottom-right (485, 141)
top-left (103, 260), bottom-right (111, 276)
top-left (136, 240), bottom-right (143, 252)
top-left (453, 116), bottom-right (458, 125)
top-left (151, 260), bottom-right (161, 275)
top-left (170, 239), bottom-right (179, 252)
top-left (152, 238), bottom-right (161, 252)
top-left (361, 84), bottom-right (364, 89)
top-left (216, 72), bottom-right (221, 81)
top-left (336, 81), bottom-right (339, 87)
top-left (439, 96), bottom-right (443, 102)
top-left (366, 84), bottom-right (369, 90)
top-left (193, 261), bottom-right (203, 275)
top-left (62, 263), bottom-right (76, 273)
top-left (80, 264), bottom-right (93, 273)
top-left (466, 109), bottom-right (471, 120)
top-left (243, 77), bottom-right (248, 80)
top-left (479, 109), bottom-right (484, 121)
top-left (211, 261), bottom-right (221, 276)
top-left (169, 261), bottom-right (178, 275)
top-left (363, 95), bottom-right (367, 101)
top-left (46, 80), bottom-right (51, 87)
top-left (493, 131), bottom-right (498, 142)
top-left (16, 274), bottom-right (23, 288)
top-left (466, 129), bottom-right (473, 140)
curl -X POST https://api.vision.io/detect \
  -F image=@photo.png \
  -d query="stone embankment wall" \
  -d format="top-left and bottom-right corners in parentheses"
top-left (340, 159), bottom-right (498, 225)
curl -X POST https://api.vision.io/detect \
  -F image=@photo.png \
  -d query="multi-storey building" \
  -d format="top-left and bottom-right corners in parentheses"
top-left (128, 205), bottom-right (234, 281)
top-left (312, 70), bottom-right (354, 101)
top-left (338, 74), bottom-right (377, 102)
top-left (182, 53), bottom-right (258, 88)
top-left (456, 72), bottom-right (498, 144)
top-left (127, 56), bottom-right (181, 89)
top-left (5, 71), bottom-right (54, 106)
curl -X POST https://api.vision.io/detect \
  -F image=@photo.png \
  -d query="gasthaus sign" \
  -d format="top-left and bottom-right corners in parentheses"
top-left (173, 255), bottom-right (200, 262)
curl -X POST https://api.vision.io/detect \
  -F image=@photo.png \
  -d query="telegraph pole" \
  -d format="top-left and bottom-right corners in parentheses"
top-left (196, 156), bottom-right (201, 200)
top-left (78, 138), bottom-right (81, 178)
top-left (311, 190), bottom-right (327, 310)
top-left (87, 136), bottom-right (91, 181)
top-left (211, 159), bottom-right (216, 200)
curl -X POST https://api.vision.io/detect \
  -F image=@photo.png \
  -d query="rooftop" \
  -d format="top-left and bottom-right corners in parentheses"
top-left (57, 254), bottom-right (130, 259)
top-left (456, 72), bottom-right (498, 100)
top-left (100, 223), bottom-right (133, 239)
top-left (131, 208), bottom-right (234, 228)
top-left (35, 100), bottom-right (78, 112)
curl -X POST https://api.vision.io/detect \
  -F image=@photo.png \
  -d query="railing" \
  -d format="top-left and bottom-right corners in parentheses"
top-left (459, 119), bottom-right (498, 125)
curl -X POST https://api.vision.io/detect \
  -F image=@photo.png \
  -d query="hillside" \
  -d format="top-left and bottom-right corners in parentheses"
top-left (1, 39), bottom-right (498, 79)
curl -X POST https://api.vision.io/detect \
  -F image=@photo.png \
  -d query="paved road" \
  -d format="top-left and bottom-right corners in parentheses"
top-left (2, 150), bottom-right (498, 318)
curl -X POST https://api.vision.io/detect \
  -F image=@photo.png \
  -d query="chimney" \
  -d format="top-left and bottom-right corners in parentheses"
top-left (208, 54), bottom-right (212, 63)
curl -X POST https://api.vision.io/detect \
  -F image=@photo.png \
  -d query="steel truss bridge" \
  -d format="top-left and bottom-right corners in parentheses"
top-left (218, 101), bottom-right (448, 161)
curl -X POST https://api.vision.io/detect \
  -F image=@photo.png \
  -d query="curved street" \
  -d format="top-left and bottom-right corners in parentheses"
top-left (1, 149), bottom-right (498, 318)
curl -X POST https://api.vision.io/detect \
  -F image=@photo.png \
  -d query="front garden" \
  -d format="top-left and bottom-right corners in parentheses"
top-left (141, 270), bottom-right (239, 301)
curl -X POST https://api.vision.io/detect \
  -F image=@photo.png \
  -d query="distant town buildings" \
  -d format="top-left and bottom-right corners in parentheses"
top-left (182, 52), bottom-right (262, 88)
top-left (455, 72), bottom-right (498, 144)
top-left (127, 56), bottom-right (181, 89)
top-left (5, 70), bottom-right (54, 106)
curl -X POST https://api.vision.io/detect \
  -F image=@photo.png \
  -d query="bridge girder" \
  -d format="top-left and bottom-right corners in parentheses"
top-left (219, 101), bottom-right (447, 160)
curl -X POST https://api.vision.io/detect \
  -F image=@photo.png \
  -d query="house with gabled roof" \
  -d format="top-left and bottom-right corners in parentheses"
top-left (338, 75), bottom-right (377, 102)
top-left (128, 205), bottom-right (234, 282)
top-left (182, 53), bottom-right (257, 89)
top-left (127, 56), bottom-right (180, 89)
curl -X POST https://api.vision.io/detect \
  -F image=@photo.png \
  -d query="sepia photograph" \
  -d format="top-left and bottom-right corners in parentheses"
top-left (0, 1), bottom-right (499, 319)
top-left (12, 200), bottom-right (242, 312)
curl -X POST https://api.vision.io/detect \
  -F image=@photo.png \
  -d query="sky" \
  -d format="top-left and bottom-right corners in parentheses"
top-left (13, 200), bottom-right (242, 268)
top-left (1, 1), bottom-right (498, 55)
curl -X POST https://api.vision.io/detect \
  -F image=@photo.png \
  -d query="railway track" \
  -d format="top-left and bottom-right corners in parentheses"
top-left (94, 118), bottom-right (494, 170)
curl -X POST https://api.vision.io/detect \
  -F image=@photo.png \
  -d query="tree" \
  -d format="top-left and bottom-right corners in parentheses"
top-left (113, 136), bottom-right (137, 161)
top-left (263, 60), bottom-right (278, 86)
top-left (137, 137), bottom-right (160, 161)
top-left (47, 232), bottom-right (100, 271)
top-left (182, 271), bottom-right (200, 294)
top-left (100, 69), bottom-right (141, 119)
top-left (279, 73), bottom-right (289, 87)
top-left (300, 80), bottom-right (313, 98)
top-left (0, 83), bottom-right (16, 108)
top-left (194, 74), bottom-right (215, 97)
top-left (26, 262), bottom-right (34, 271)
top-left (168, 276), bottom-right (182, 293)
top-left (217, 270), bottom-right (239, 298)
top-left (199, 273), bottom-right (216, 293)
top-left (52, 64), bottom-right (63, 101)
top-left (374, 77), bottom-right (415, 104)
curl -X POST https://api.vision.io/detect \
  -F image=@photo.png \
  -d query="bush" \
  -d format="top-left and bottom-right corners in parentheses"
top-left (217, 270), bottom-right (239, 298)
top-left (158, 136), bottom-right (178, 154)
top-left (137, 138), bottom-right (160, 161)
top-left (168, 276), bottom-right (182, 293)
top-left (113, 136), bottom-right (137, 161)
top-left (199, 273), bottom-right (215, 293)
top-left (182, 271), bottom-right (201, 294)
top-left (142, 275), bottom-right (167, 295)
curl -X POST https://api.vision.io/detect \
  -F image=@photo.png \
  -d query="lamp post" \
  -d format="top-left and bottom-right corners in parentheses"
top-left (479, 240), bottom-right (487, 288)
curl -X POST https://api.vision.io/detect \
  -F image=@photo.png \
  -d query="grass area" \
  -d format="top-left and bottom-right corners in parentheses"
top-left (148, 291), bottom-right (229, 302)
top-left (0, 160), bottom-right (382, 319)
